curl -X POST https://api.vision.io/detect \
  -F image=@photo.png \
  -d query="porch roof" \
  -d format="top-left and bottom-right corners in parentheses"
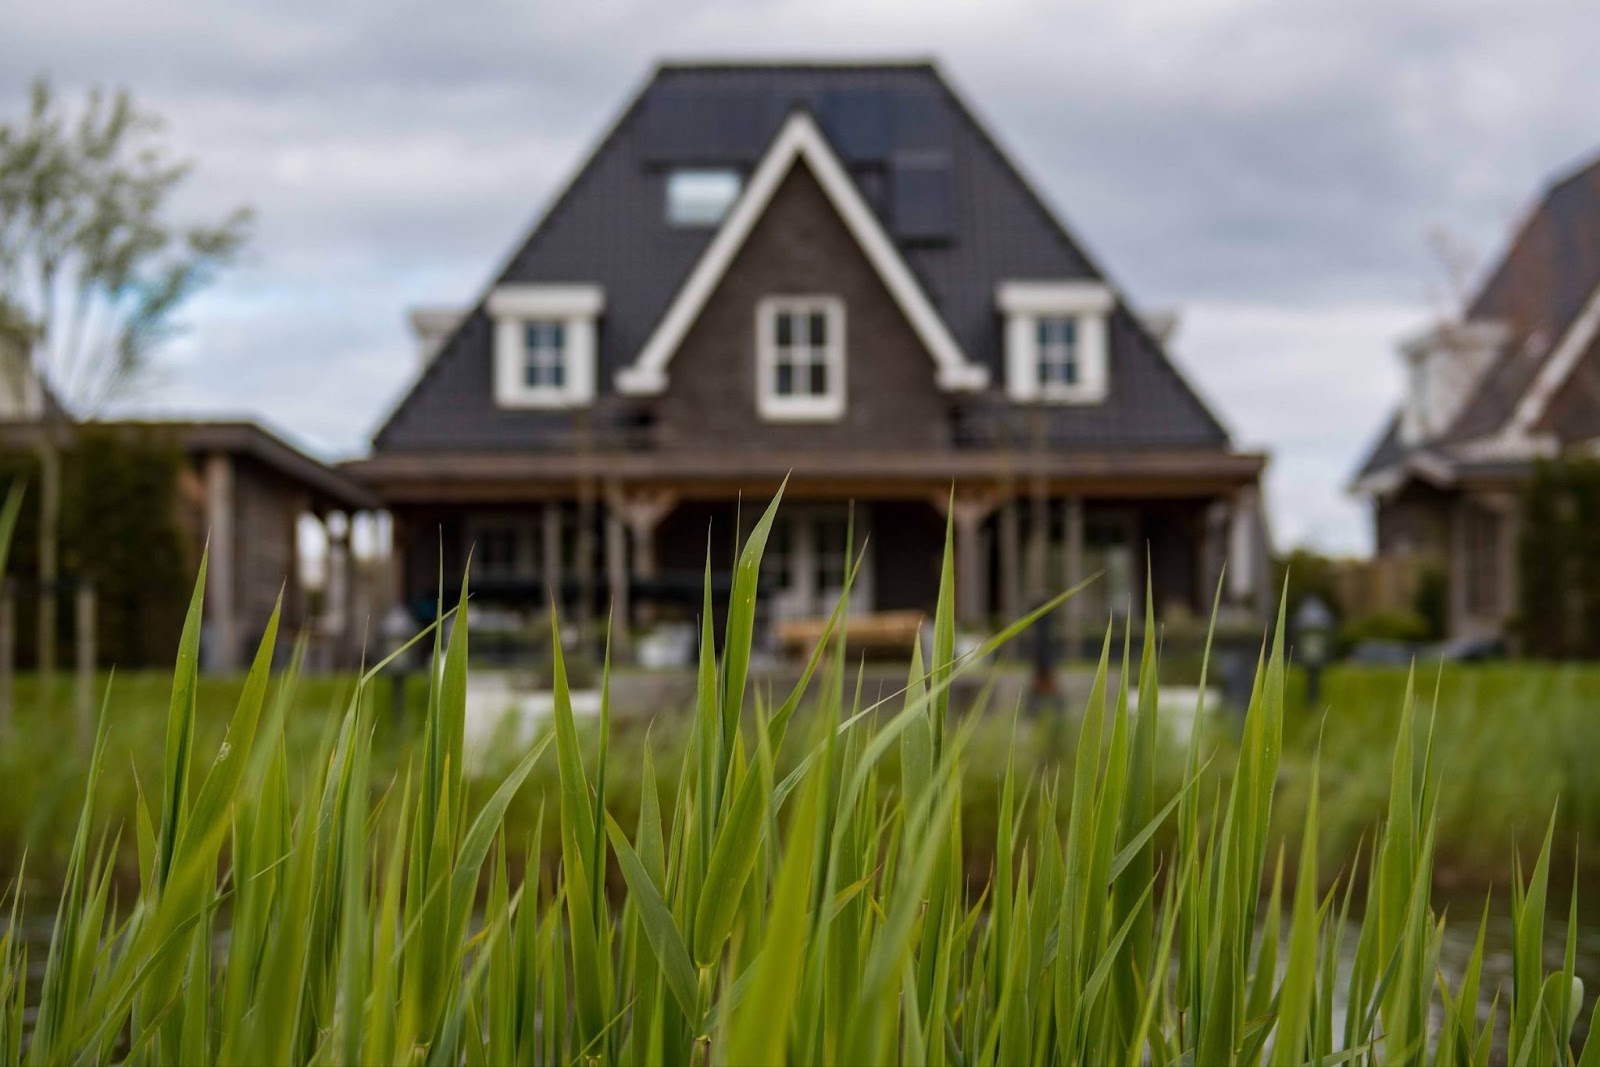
top-left (344, 447), bottom-right (1265, 503)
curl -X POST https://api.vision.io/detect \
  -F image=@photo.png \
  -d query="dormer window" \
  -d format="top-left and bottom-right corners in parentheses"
top-left (486, 284), bottom-right (604, 409)
top-left (522, 322), bottom-right (567, 392)
top-left (757, 296), bottom-right (845, 421)
top-left (1036, 317), bottom-right (1081, 394)
top-left (998, 281), bottom-right (1114, 405)
top-left (667, 169), bottom-right (742, 226)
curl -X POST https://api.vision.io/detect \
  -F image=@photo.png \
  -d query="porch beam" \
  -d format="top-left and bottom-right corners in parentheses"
top-left (613, 489), bottom-right (677, 580)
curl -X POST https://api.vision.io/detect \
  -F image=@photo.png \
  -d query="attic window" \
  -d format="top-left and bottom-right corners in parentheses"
top-left (666, 169), bottom-right (741, 226)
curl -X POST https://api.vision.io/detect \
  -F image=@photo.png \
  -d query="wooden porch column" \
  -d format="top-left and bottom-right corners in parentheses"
top-left (998, 498), bottom-right (1021, 622)
top-left (326, 512), bottom-right (354, 670)
top-left (542, 502), bottom-right (564, 612)
top-left (288, 491), bottom-right (312, 632)
top-left (936, 491), bottom-right (999, 626)
top-left (616, 490), bottom-right (676, 581)
top-left (1026, 487), bottom-right (1050, 602)
top-left (1228, 485), bottom-right (1261, 610)
top-left (605, 505), bottom-right (630, 656)
top-left (204, 452), bottom-right (238, 672)
top-left (1063, 496), bottom-right (1084, 662)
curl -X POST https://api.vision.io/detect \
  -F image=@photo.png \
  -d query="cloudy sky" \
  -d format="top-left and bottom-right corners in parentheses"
top-left (7, 0), bottom-right (1600, 553)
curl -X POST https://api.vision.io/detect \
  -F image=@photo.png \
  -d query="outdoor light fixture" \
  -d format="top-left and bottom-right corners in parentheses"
top-left (1294, 594), bottom-right (1335, 705)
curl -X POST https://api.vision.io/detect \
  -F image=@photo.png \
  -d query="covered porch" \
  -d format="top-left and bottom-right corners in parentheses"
top-left (355, 446), bottom-right (1269, 664)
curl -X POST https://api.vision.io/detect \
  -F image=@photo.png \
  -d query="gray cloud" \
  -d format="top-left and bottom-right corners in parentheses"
top-left (6, 0), bottom-right (1600, 552)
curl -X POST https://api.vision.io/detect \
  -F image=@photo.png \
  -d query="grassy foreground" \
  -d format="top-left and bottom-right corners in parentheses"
top-left (2, 490), bottom-right (1597, 1064)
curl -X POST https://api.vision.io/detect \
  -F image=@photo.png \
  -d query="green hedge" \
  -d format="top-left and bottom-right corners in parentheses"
top-left (1518, 456), bottom-right (1600, 658)
top-left (0, 424), bottom-right (189, 668)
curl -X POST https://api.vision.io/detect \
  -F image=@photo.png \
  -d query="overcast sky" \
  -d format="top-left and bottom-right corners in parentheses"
top-left (7, 0), bottom-right (1600, 553)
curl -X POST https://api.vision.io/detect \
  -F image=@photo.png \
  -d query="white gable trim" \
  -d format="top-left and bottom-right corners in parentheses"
top-left (616, 111), bottom-right (988, 395)
top-left (1505, 282), bottom-right (1600, 439)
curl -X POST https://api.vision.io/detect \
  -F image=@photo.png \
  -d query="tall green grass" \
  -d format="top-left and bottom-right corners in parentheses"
top-left (1, 486), bottom-right (1595, 1064)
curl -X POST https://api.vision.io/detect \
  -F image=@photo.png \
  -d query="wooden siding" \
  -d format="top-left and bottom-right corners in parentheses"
top-left (652, 163), bottom-right (951, 451)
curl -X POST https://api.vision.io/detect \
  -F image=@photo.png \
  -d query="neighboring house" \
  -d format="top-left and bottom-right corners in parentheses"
top-left (349, 60), bottom-right (1270, 653)
top-left (162, 421), bottom-right (381, 671)
top-left (1352, 154), bottom-right (1600, 640)
top-left (0, 413), bottom-right (379, 671)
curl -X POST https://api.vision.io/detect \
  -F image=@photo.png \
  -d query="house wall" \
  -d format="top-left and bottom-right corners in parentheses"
top-left (651, 163), bottom-right (951, 452)
top-left (1373, 482), bottom-right (1520, 640)
top-left (1374, 483), bottom-right (1454, 560)
top-left (229, 457), bottom-right (305, 645)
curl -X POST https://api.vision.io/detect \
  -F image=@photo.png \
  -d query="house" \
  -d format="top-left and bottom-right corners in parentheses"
top-left (348, 60), bottom-right (1270, 656)
top-left (163, 421), bottom-right (381, 671)
top-left (1352, 154), bottom-right (1600, 640)
top-left (0, 408), bottom-right (379, 672)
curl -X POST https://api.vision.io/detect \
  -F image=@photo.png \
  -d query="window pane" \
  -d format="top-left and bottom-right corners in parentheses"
top-left (809, 361), bottom-right (828, 397)
top-left (550, 359), bottom-right (565, 388)
top-left (776, 312), bottom-right (793, 347)
top-left (808, 312), bottom-right (827, 346)
top-left (776, 362), bottom-right (794, 396)
top-left (666, 169), bottom-right (742, 226)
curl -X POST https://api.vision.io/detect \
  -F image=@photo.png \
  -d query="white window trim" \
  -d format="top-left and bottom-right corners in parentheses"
top-left (486, 284), bottom-right (605, 409)
top-left (756, 295), bottom-right (847, 422)
top-left (617, 112), bottom-right (987, 395)
top-left (997, 280), bottom-right (1113, 405)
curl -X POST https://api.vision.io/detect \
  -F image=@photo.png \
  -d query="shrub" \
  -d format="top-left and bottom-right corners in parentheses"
top-left (1340, 607), bottom-right (1431, 648)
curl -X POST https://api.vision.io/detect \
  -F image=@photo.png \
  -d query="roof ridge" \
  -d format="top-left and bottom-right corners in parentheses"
top-left (655, 58), bottom-right (939, 72)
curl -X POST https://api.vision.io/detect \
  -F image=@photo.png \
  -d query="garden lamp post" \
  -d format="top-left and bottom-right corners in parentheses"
top-left (1294, 595), bottom-right (1334, 706)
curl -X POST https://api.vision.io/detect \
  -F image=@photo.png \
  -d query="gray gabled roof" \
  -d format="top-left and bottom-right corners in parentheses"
top-left (374, 61), bottom-right (1230, 454)
top-left (1355, 150), bottom-right (1600, 486)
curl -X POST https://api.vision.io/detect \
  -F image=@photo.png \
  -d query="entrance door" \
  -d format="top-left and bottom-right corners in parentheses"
top-left (760, 506), bottom-right (874, 620)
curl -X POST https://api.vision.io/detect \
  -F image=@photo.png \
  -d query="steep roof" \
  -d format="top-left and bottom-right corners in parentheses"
top-left (1354, 152), bottom-right (1600, 485)
top-left (374, 61), bottom-right (1229, 453)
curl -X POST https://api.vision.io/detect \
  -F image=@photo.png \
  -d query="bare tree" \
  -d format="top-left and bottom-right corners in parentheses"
top-left (0, 76), bottom-right (251, 687)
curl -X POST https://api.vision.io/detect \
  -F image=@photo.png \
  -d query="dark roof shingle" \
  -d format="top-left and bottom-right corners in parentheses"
top-left (375, 61), bottom-right (1229, 454)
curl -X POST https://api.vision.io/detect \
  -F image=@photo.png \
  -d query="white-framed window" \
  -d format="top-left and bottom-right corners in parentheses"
top-left (997, 281), bottom-right (1113, 404)
top-left (486, 284), bottom-right (604, 409)
top-left (757, 296), bottom-right (846, 421)
top-left (666, 169), bottom-right (742, 226)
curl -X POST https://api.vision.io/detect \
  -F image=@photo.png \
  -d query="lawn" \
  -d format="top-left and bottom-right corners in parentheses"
top-left (4, 656), bottom-right (1598, 897)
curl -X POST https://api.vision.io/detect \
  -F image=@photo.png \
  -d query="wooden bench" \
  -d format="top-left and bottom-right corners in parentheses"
top-left (776, 610), bottom-right (926, 657)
